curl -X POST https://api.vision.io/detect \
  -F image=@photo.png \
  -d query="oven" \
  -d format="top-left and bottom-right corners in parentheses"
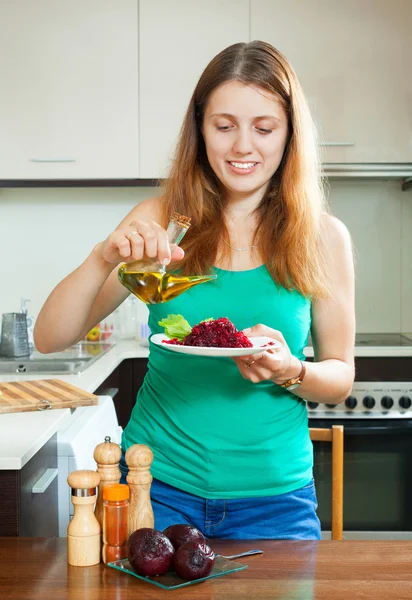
top-left (307, 334), bottom-right (412, 540)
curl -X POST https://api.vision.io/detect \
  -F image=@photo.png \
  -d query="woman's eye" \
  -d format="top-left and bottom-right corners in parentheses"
top-left (215, 125), bottom-right (272, 134)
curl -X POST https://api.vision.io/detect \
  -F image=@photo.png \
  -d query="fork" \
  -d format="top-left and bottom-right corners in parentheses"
top-left (215, 549), bottom-right (263, 560)
top-left (111, 549), bottom-right (264, 569)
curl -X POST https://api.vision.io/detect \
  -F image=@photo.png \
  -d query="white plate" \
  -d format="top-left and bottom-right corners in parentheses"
top-left (151, 334), bottom-right (281, 357)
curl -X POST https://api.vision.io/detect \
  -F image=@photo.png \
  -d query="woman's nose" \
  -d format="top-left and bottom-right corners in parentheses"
top-left (232, 128), bottom-right (254, 155)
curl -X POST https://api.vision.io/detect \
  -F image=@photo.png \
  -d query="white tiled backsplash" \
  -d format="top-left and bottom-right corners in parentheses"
top-left (0, 180), bottom-right (411, 334)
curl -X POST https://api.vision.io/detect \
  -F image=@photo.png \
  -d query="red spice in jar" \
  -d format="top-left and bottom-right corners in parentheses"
top-left (102, 484), bottom-right (129, 565)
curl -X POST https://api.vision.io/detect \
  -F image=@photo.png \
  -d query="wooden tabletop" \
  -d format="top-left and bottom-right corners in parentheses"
top-left (1, 538), bottom-right (412, 600)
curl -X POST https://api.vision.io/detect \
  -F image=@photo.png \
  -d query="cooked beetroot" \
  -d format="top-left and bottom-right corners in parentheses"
top-left (128, 528), bottom-right (174, 576)
top-left (173, 541), bottom-right (215, 580)
top-left (166, 317), bottom-right (253, 348)
top-left (163, 524), bottom-right (206, 550)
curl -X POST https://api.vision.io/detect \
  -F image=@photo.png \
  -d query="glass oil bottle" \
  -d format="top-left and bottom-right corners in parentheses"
top-left (118, 212), bottom-right (216, 304)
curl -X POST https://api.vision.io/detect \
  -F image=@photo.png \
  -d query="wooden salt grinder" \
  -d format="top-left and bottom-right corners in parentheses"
top-left (93, 436), bottom-right (122, 528)
top-left (67, 470), bottom-right (101, 567)
top-left (125, 444), bottom-right (155, 536)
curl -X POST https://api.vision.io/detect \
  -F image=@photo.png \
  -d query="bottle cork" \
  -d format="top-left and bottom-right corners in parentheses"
top-left (125, 444), bottom-right (154, 536)
top-left (93, 436), bottom-right (122, 528)
top-left (67, 469), bottom-right (101, 566)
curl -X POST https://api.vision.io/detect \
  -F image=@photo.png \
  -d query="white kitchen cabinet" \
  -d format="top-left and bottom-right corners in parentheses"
top-left (139, 0), bottom-right (249, 179)
top-left (0, 0), bottom-right (139, 179)
top-left (251, 0), bottom-right (412, 164)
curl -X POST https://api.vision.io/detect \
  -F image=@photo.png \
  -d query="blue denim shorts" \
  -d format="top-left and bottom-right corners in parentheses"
top-left (120, 454), bottom-right (321, 540)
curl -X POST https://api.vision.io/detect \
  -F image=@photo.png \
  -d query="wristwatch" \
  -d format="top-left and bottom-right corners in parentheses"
top-left (278, 360), bottom-right (306, 391)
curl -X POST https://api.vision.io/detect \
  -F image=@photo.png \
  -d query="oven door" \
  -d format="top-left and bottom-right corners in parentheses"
top-left (309, 418), bottom-right (412, 539)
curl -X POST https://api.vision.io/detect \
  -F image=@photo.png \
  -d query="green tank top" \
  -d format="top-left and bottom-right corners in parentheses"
top-left (122, 265), bottom-right (313, 499)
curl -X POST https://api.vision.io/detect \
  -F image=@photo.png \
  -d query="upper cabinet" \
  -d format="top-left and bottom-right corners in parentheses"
top-left (251, 0), bottom-right (412, 164)
top-left (1, 1), bottom-right (410, 182)
top-left (0, 1), bottom-right (139, 179)
top-left (139, 0), bottom-right (249, 179)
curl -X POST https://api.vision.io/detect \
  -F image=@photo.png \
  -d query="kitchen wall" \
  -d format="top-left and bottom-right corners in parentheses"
top-left (0, 180), bottom-right (411, 334)
top-left (328, 180), bottom-right (412, 334)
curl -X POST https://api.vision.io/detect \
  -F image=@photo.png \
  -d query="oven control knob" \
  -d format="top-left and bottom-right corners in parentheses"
top-left (363, 396), bottom-right (375, 409)
top-left (345, 396), bottom-right (357, 409)
top-left (381, 396), bottom-right (394, 409)
top-left (325, 404), bottom-right (336, 409)
top-left (399, 396), bottom-right (412, 409)
top-left (307, 402), bottom-right (319, 409)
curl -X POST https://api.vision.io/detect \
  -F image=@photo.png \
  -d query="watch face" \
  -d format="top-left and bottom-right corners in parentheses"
top-left (286, 383), bottom-right (300, 391)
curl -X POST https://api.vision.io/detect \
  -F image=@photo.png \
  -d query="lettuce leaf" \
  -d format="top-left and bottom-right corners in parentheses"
top-left (158, 314), bottom-right (192, 340)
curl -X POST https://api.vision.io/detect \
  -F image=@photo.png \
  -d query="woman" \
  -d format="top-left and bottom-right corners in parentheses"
top-left (34, 41), bottom-right (355, 540)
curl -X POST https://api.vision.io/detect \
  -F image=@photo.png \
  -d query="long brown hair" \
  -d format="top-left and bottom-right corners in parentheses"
top-left (161, 40), bottom-right (329, 298)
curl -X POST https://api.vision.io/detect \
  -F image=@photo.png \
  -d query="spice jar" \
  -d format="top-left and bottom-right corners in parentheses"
top-left (102, 483), bottom-right (130, 565)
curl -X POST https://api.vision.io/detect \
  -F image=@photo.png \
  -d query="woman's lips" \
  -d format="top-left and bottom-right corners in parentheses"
top-left (226, 161), bottom-right (259, 175)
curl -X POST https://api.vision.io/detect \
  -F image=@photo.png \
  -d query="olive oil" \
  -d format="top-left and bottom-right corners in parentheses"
top-left (118, 268), bottom-right (216, 304)
top-left (117, 212), bottom-right (216, 304)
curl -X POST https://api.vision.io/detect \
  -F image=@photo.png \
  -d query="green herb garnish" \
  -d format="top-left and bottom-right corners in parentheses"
top-left (158, 314), bottom-right (192, 340)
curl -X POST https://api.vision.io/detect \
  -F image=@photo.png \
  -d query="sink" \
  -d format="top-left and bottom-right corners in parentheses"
top-left (0, 342), bottom-right (115, 375)
top-left (0, 359), bottom-right (90, 375)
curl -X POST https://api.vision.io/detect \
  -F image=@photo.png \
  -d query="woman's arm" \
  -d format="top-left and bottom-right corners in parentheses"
top-left (234, 214), bottom-right (356, 405)
top-left (34, 197), bottom-right (183, 353)
top-left (295, 215), bottom-right (356, 404)
top-left (34, 248), bottom-right (126, 353)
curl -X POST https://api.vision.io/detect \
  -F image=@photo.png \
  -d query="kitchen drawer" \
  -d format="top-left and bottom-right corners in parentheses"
top-left (0, 434), bottom-right (58, 536)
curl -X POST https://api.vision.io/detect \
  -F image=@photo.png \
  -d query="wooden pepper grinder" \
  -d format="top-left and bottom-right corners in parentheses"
top-left (125, 444), bottom-right (154, 536)
top-left (67, 470), bottom-right (101, 566)
top-left (93, 436), bottom-right (122, 528)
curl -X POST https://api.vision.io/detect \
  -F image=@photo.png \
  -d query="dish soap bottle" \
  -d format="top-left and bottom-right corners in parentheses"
top-left (118, 212), bottom-right (216, 304)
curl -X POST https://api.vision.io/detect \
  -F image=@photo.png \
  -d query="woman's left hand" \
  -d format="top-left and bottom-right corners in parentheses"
top-left (233, 324), bottom-right (302, 385)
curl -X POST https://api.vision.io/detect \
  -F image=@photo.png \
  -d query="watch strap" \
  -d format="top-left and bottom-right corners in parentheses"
top-left (278, 360), bottom-right (306, 389)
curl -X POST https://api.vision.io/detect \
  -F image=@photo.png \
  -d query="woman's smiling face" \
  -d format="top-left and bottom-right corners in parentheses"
top-left (202, 80), bottom-right (289, 200)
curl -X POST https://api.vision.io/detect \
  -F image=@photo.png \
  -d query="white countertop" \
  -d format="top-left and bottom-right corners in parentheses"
top-left (0, 340), bottom-right (150, 392)
top-left (1, 338), bottom-right (411, 470)
top-left (1, 339), bottom-right (411, 394)
top-left (0, 340), bottom-right (149, 470)
top-left (0, 408), bottom-right (71, 469)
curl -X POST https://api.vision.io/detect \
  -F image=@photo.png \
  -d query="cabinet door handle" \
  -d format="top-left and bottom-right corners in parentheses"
top-left (32, 468), bottom-right (58, 494)
top-left (319, 142), bottom-right (355, 147)
top-left (29, 158), bottom-right (76, 163)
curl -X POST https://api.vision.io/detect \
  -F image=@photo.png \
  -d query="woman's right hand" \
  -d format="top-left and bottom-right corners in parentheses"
top-left (98, 219), bottom-right (185, 266)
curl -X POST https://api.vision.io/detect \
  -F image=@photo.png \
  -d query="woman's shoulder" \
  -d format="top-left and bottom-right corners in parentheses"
top-left (319, 212), bottom-right (354, 282)
top-left (117, 195), bottom-right (165, 227)
top-left (320, 212), bottom-right (353, 252)
top-left (129, 196), bottom-right (164, 220)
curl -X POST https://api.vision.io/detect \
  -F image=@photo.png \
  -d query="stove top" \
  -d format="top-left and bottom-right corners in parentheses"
top-left (307, 333), bottom-right (412, 348)
top-left (354, 333), bottom-right (412, 347)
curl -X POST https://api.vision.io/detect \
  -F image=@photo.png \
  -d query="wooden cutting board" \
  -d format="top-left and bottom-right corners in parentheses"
top-left (0, 379), bottom-right (98, 414)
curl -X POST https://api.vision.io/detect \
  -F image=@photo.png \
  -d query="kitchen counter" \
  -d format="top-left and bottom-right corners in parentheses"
top-left (0, 340), bottom-right (150, 392)
top-left (1, 338), bottom-right (412, 394)
top-left (1, 337), bottom-right (411, 470)
top-left (0, 341), bottom-right (146, 470)
top-left (0, 408), bottom-right (71, 469)
top-left (1, 538), bottom-right (412, 599)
